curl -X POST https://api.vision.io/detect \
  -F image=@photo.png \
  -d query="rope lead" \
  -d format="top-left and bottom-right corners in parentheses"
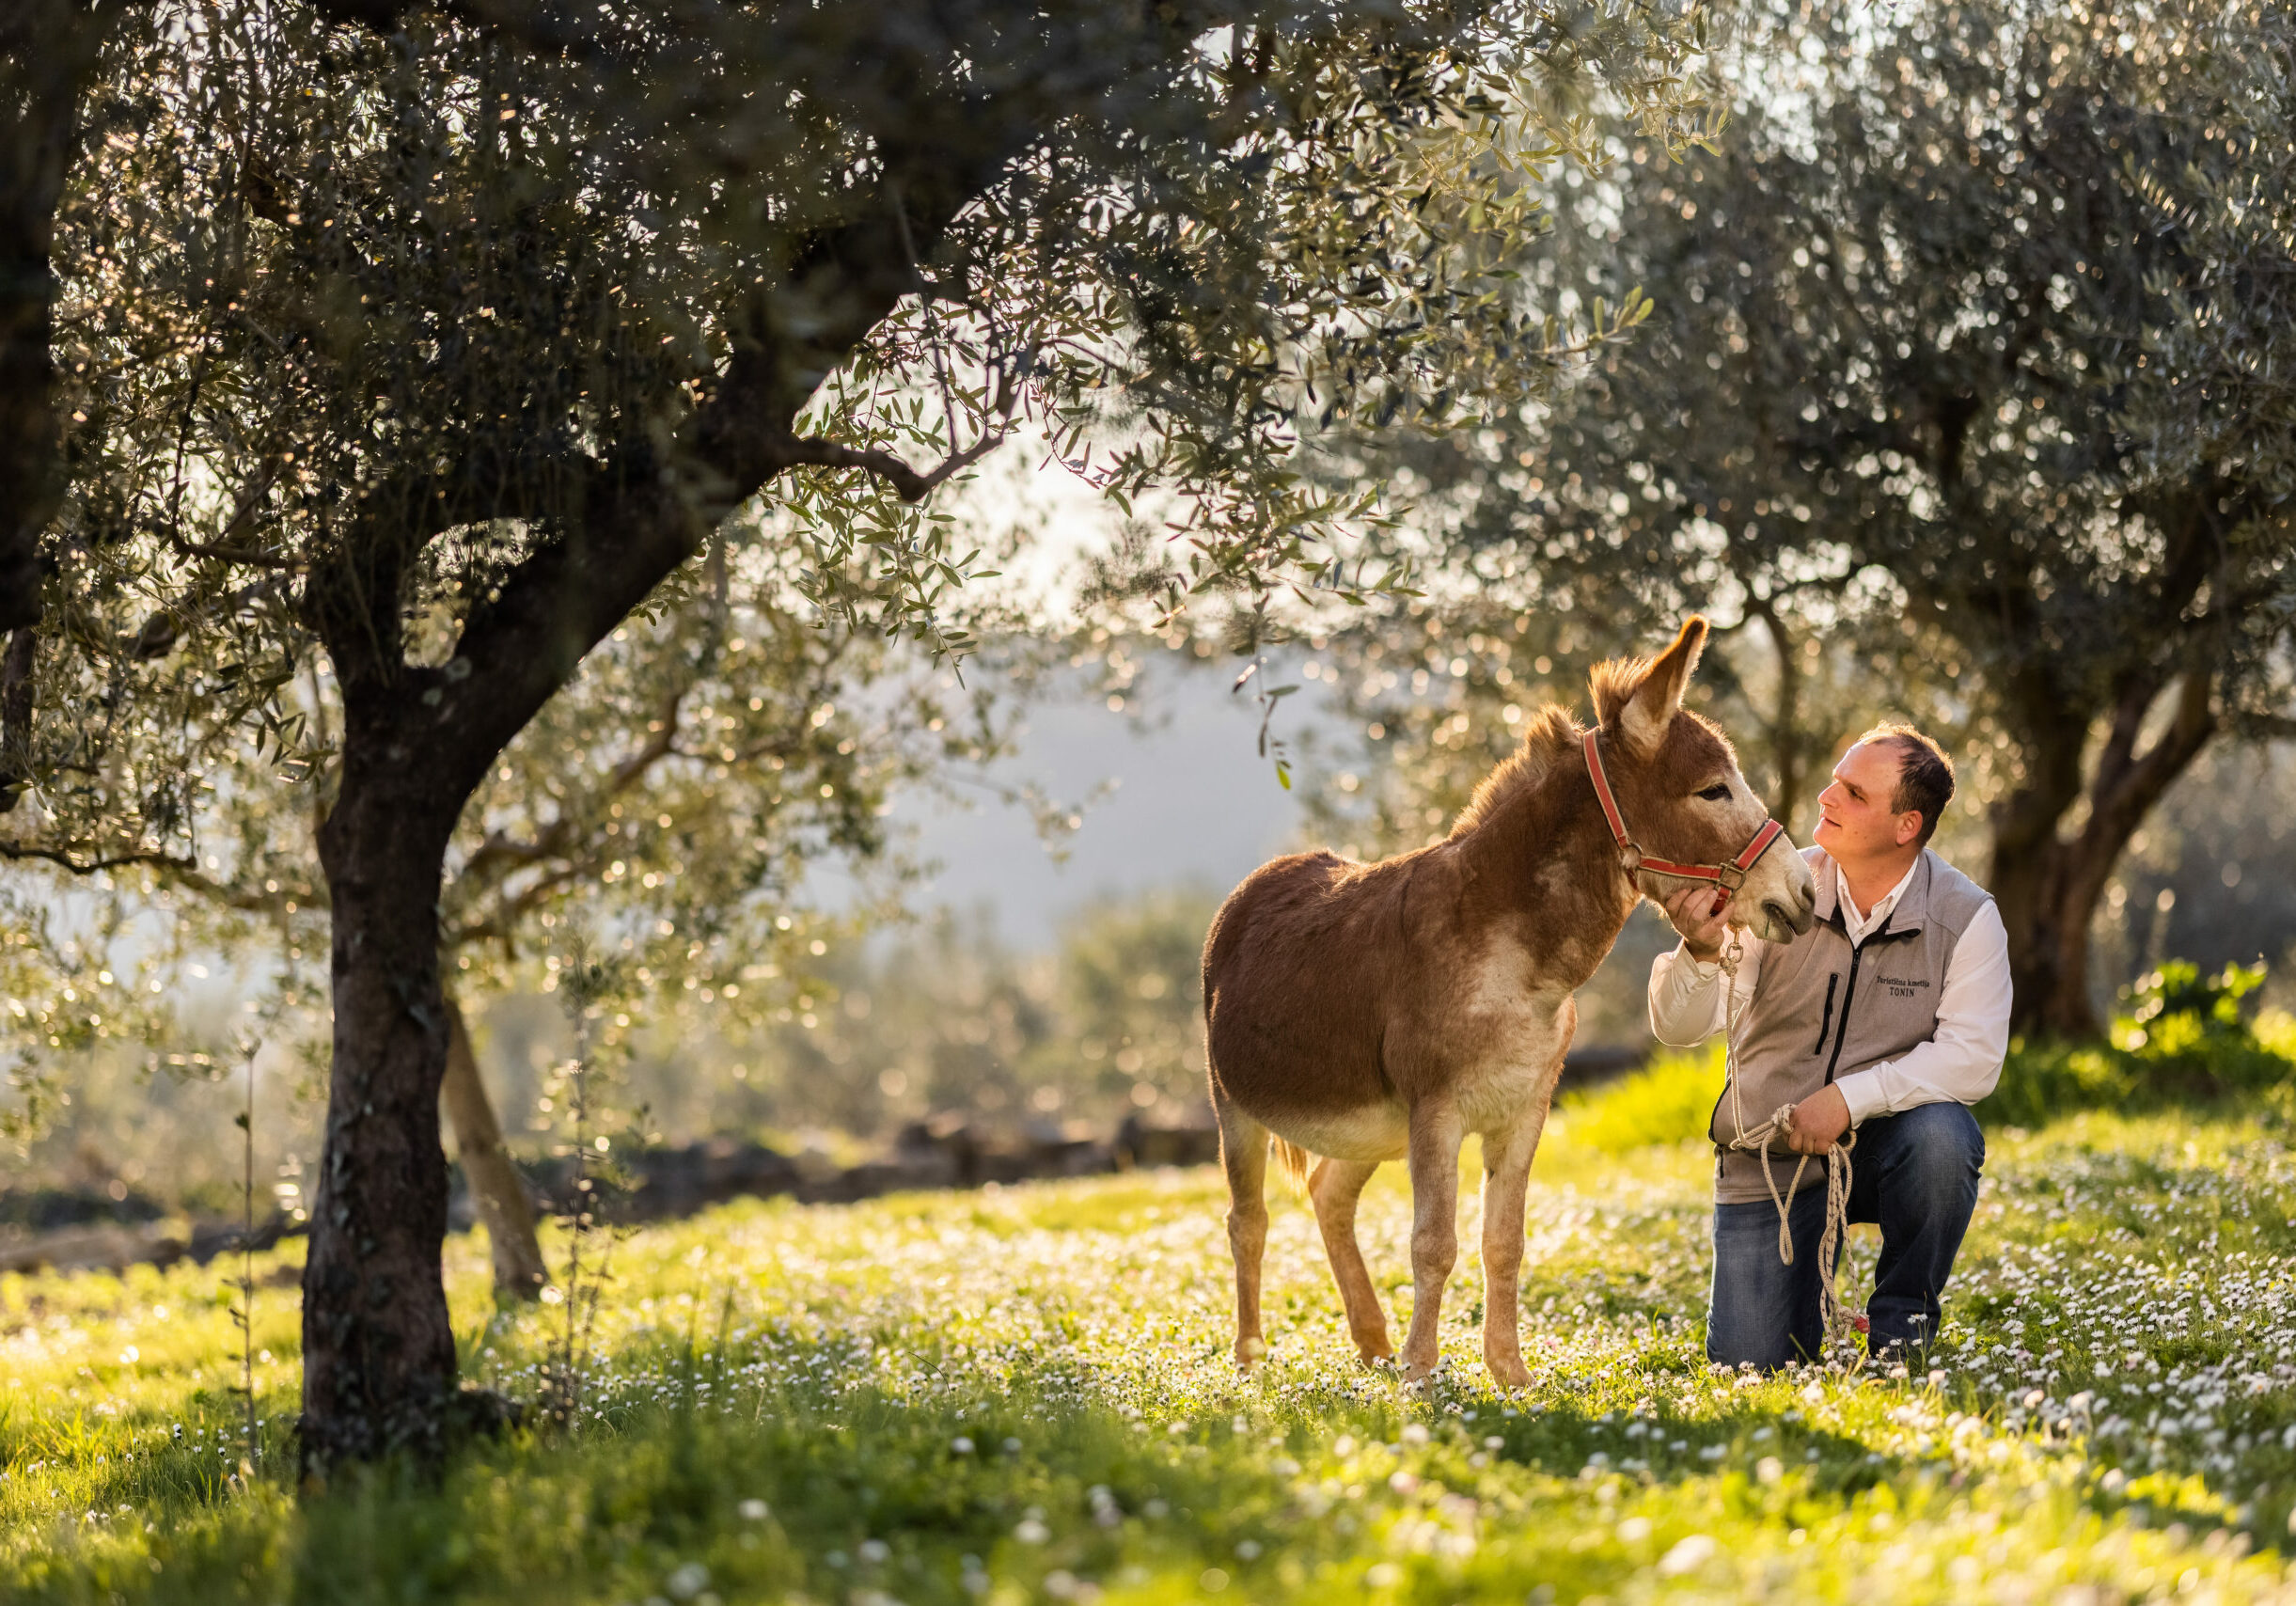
top-left (1716, 939), bottom-right (1861, 1352)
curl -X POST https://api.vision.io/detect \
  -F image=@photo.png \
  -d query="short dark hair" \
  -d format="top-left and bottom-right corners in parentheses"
top-left (1857, 723), bottom-right (1955, 847)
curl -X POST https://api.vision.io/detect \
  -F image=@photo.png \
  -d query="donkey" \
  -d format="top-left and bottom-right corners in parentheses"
top-left (1201, 617), bottom-right (1817, 1384)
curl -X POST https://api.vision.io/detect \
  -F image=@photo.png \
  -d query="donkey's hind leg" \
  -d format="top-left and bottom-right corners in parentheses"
top-left (1213, 1085), bottom-right (1271, 1369)
top-left (1309, 1157), bottom-right (1392, 1364)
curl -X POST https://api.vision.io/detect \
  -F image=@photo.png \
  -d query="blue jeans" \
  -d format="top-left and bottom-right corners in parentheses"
top-left (1706, 1102), bottom-right (1984, 1369)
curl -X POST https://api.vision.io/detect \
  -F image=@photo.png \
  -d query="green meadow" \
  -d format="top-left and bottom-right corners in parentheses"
top-left (8, 1048), bottom-right (2296, 1604)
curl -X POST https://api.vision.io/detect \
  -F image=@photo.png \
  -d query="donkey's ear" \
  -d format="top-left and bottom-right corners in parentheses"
top-left (1619, 617), bottom-right (1708, 757)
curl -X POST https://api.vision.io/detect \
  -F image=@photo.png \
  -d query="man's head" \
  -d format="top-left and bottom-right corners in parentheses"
top-left (1813, 723), bottom-right (1955, 868)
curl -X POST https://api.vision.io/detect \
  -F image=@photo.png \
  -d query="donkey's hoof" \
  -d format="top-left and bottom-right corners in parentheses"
top-left (1233, 1335), bottom-right (1266, 1370)
top-left (1354, 1341), bottom-right (1395, 1368)
top-left (1485, 1354), bottom-right (1533, 1389)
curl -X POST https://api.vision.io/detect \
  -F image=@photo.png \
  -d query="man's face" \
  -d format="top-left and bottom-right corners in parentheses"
top-left (1813, 741), bottom-right (1923, 863)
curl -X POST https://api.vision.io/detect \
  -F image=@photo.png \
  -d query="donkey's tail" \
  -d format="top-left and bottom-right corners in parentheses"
top-left (1268, 1136), bottom-right (1313, 1197)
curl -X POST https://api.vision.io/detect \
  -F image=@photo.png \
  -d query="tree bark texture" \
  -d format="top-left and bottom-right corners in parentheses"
top-left (0, 625), bottom-right (34, 805)
top-left (1746, 596), bottom-right (1827, 834)
top-left (1988, 669), bottom-right (2215, 1040)
top-left (0, 2), bottom-right (123, 631)
top-left (300, 715), bottom-right (467, 1469)
top-left (441, 991), bottom-right (549, 1301)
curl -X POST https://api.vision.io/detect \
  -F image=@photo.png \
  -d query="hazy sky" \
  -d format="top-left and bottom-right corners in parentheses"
top-left (889, 661), bottom-right (1318, 950)
top-left (871, 435), bottom-right (1337, 948)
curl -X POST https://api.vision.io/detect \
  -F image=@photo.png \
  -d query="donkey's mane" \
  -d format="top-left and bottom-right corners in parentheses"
top-left (1450, 705), bottom-right (1580, 838)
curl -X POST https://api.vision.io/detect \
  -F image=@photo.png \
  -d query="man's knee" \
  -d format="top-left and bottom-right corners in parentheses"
top-left (1881, 1103), bottom-right (1983, 1204)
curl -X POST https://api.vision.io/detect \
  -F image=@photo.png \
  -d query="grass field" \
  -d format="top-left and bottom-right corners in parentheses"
top-left (9, 1057), bottom-right (2296, 1603)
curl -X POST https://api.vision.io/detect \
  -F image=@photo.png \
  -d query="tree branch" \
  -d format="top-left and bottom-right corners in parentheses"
top-left (429, 196), bottom-right (984, 780)
top-left (2089, 665), bottom-right (2165, 801)
top-left (772, 428), bottom-right (1005, 503)
top-left (451, 682), bottom-right (689, 892)
top-left (2093, 665), bottom-right (2217, 839)
top-left (167, 533), bottom-right (299, 571)
top-left (118, 575), bottom-right (291, 664)
top-left (441, 861), bottom-right (586, 953)
top-left (0, 830), bottom-right (322, 919)
top-left (2232, 712), bottom-right (2296, 742)
top-left (165, 460), bottom-right (297, 571)
top-left (0, 841), bottom-right (198, 876)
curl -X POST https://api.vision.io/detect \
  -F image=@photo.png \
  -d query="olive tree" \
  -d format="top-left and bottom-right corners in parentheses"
top-left (4, 0), bottom-right (1711, 1464)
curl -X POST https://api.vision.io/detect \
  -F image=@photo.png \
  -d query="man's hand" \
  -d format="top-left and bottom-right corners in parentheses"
top-left (1786, 1085), bottom-right (1851, 1154)
top-left (1659, 882), bottom-right (1734, 961)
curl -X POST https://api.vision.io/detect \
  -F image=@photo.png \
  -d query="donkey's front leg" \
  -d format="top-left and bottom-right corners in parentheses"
top-left (1478, 1110), bottom-right (1547, 1388)
top-left (1398, 1098), bottom-right (1466, 1380)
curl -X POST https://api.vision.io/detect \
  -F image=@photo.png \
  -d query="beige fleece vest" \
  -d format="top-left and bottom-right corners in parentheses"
top-left (1708, 846), bottom-right (1993, 1204)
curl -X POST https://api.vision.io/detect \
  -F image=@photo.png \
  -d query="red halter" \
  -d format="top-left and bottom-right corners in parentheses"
top-left (1581, 729), bottom-right (1786, 893)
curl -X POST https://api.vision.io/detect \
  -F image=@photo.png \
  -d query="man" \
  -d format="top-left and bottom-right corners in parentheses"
top-left (1648, 724), bottom-right (2011, 1369)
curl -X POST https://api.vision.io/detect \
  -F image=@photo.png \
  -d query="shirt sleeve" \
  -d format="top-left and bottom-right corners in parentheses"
top-left (1647, 937), bottom-right (1759, 1047)
top-left (1832, 900), bottom-right (2013, 1126)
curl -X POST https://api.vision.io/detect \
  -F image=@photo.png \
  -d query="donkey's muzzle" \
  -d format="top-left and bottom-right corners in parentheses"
top-left (1762, 883), bottom-right (1817, 938)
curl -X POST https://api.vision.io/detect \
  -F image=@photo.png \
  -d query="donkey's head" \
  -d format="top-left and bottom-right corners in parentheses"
top-left (1590, 617), bottom-right (1816, 942)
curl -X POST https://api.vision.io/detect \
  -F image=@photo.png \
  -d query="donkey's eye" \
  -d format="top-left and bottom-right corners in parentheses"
top-left (1697, 784), bottom-right (1731, 802)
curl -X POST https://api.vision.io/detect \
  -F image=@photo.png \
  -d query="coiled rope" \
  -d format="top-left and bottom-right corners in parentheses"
top-left (1716, 936), bottom-right (1860, 1351)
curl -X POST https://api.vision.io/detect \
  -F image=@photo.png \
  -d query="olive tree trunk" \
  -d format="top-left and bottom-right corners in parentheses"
top-left (300, 720), bottom-right (468, 1467)
top-left (1988, 668), bottom-right (2215, 1041)
top-left (442, 992), bottom-right (548, 1301)
top-left (0, 1), bottom-right (124, 629)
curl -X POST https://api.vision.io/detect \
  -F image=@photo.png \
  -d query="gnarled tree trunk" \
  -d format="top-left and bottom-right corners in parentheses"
top-left (300, 717), bottom-right (467, 1468)
top-left (441, 992), bottom-right (549, 1301)
top-left (1991, 823), bottom-right (2125, 1041)
top-left (1989, 668), bottom-right (2215, 1040)
top-left (1743, 593), bottom-right (1844, 836)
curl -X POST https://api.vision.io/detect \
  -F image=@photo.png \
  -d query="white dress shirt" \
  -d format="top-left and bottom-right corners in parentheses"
top-left (1646, 858), bottom-right (2013, 1125)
